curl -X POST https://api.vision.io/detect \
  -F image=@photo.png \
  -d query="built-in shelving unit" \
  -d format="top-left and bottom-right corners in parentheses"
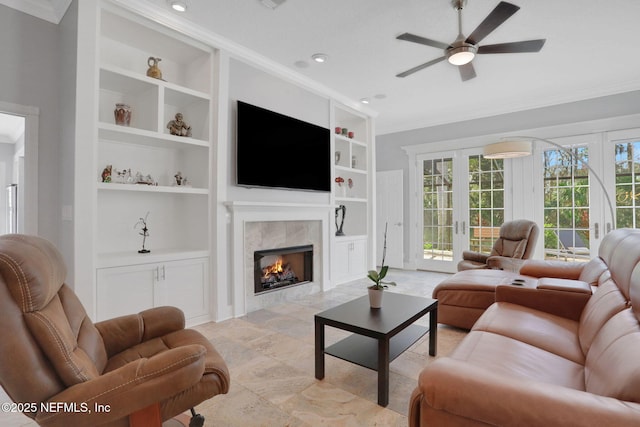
top-left (89, 5), bottom-right (215, 324)
top-left (332, 103), bottom-right (375, 284)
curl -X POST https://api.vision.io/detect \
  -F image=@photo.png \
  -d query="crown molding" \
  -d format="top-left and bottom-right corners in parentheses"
top-left (0, 0), bottom-right (71, 24)
top-left (109, 0), bottom-right (378, 118)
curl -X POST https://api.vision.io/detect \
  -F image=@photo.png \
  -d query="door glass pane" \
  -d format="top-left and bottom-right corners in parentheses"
top-left (468, 155), bottom-right (504, 253)
top-left (423, 158), bottom-right (453, 261)
top-left (615, 141), bottom-right (640, 228)
top-left (543, 146), bottom-right (590, 262)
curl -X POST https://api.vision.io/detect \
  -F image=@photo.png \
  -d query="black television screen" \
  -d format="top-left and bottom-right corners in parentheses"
top-left (236, 100), bottom-right (331, 192)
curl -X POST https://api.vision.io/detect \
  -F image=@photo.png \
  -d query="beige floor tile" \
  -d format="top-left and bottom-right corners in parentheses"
top-left (0, 269), bottom-right (462, 427)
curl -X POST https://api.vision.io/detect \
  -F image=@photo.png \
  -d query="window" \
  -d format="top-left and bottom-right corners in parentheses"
top-left (543, 146), bottom-right (590, 261)
top-left (615, 141), bottom-right (640, 228)
top-left (468, 155), bottom-right (504, 253)
top-left (423, 158), bottom-right (453, 261)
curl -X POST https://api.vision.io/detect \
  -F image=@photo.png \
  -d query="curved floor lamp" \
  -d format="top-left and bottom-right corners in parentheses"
top-left (483, 137), bottom-right (616, 231)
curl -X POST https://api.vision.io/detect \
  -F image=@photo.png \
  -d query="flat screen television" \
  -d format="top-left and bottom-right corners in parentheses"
top-left (236, 100), bottom-right (331, 192)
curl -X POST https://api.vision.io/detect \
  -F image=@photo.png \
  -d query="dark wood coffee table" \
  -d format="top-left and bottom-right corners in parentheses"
top-left (314, 292), bottom-right (437, 406)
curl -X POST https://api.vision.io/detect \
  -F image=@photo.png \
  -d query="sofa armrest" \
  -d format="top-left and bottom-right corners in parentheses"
top-left (95, 306), bottom-right (185, 358)
top-left (414, 358), bottom-right (640, 427)
top-left (461, 250), bottom-right (489, 264)
top-left (519, 259), bottom-right (584, 279)
top-left (495, 278), bottom-right (591, 321)
top-left (35, 344), bottom-right (205, 427)
top-left (486, 256), bottom-right (526, 272)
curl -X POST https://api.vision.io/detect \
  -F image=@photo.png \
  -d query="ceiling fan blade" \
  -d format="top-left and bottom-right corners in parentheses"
top-left (396, 56), bottom-right (447, 78)
top-left (465, 1), bottom-right (520, 45)
top-left (397, 33), bottom-right (451, 50)
top-left (458, 62), bottom-right (477, 81)
top-left (478, 39), bottom-right (546, 54)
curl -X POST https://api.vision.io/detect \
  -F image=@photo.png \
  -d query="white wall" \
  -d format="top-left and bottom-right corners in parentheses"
top-left (0, 5), bottom-right (62, 245)
top-left (376, 90), bottom-right (640, 266)
top-left (226, 58), bottom-right (330, 205)
top-left (58, 0), bottom-right (78, 286)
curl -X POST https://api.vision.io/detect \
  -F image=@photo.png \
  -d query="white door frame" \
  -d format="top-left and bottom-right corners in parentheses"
top-left (0, 101), bottom-right (38, 234)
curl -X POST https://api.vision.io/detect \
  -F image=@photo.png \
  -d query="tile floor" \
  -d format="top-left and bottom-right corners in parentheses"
top-left (1, 269), bottom-right (467, 427)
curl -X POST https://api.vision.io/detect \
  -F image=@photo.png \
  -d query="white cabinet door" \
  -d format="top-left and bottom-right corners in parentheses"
top-left (350, 238), bottom-right (368, 278)
top-left (96, 257), bottom-right (209, 323)
top-left (333, 241), bottom-right (351, 283)
top-left (333, 237), bottom-right (368, 284)
top-left (96, 263), bottom-right (156, 321)
top-left (155, 258), bottom-right (209, 321)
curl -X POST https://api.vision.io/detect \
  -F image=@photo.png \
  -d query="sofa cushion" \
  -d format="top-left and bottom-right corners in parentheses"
top-left (604, 233), bottom-right (640, 301)
top-left (579, 257), bottom-right (610, 288)
top-left (585, 308), bottom-right (640, 401)
top-left (472, 302), bottom-right (584, 365)
top-left (579, 280), bottom-right (629, 354)
top-left (450, 330), bottom-right (585, 391)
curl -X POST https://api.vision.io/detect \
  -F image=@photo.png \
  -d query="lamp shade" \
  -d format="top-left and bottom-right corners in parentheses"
top-left (483, 140), bottom-right (532, 159)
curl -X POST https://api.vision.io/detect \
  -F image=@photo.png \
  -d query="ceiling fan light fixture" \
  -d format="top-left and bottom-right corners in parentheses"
top-left (483, 140), bottom-right (532, 159)
top-left (447, 45), bottom-right (476, 65)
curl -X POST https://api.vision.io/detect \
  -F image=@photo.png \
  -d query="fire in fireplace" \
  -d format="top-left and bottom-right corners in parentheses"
top-left (254, 245), bottom-right (313, 294)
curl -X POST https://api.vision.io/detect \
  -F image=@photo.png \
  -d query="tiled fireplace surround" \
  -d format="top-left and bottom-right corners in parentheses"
top-left (227, 202), bottom-right (331, 316)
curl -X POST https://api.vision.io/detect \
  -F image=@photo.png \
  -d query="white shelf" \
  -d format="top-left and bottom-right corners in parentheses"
top-left (335, 234), bottom-right (367, 241)
top-left (98, 123), bottom-right (209, 148)
top-left (335, 133), bottom-right (367, 147)
top-left (335, 197), bottom-right (367, 203)
top-left (335, 165), bottom-right (367, 175)
top-left (97, 182), bottom-right (208, 194)
top-left (96, 248), bottom-right (209, 268)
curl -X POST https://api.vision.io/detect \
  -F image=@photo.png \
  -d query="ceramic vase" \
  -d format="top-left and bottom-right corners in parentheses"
top-left (114, 104), bottom-right (131, 126)
top-left (368, 288), bottom-right (383, 308)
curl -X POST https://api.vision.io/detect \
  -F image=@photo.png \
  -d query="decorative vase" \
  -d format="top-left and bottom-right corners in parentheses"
top-left (368, 288), bottom-right (383, 308)
top-left (146, 57), bottom-right (163, 80)
top-left (114, 104), bottom-right (131, 126)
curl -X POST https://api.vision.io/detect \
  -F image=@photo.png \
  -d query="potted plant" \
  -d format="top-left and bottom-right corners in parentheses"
top-left (367, 223), bottom-right (396, 308)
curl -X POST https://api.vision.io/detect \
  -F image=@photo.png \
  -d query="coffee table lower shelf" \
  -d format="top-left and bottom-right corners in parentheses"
top-left (325, 324), bottom-right (428, 370)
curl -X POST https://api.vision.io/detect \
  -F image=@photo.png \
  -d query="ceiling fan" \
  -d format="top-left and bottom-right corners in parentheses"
top-left (396, 0), bottom-right (546, 81)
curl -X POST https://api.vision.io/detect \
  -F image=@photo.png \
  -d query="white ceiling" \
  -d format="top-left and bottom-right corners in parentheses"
top-left (7, 0), bottom-right (640, 135)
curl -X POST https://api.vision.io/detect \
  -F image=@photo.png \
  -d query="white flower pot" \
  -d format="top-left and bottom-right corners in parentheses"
top-left (368, 288), bottom-right (384, 308)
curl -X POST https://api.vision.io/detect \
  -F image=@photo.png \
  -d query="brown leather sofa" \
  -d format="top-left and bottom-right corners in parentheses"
top-left (0, 234), bottom-right (230, 427)
top-left (457, 219), bottom-right (539, 272)
top-left (410, 228), bottom-right (640, 426)
top-left (434, 251), bottom-right (609, 329)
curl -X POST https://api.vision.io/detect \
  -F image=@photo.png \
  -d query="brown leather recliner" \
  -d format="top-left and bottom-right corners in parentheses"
top-left (0, 234), bottom-right (229, 427)
top-left (457, 219), bottom-right (539, 272)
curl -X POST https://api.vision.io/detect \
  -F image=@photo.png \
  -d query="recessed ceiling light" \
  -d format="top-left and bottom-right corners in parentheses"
top-left (360, 98), bottom-right (370, 104)
top-left (311, 53), bottom-right (328, 63)
top-left (169, 1), bottom-right (187, 12)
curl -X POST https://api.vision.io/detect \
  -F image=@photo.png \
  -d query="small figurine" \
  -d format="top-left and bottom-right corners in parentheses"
top-left (134, 212), bottom-right (150, 254)
top-left (101, 165), bottom-right (112, 183)
top-left (167, 113), bottom-right (192, 137)
top-left (174, 171), bottom-right (183, 186)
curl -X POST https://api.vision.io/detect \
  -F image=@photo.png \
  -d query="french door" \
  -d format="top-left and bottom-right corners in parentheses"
top-left (608, 129), bottom-right (640, 230)
top-left (535, 135), bottom-right (609, 262)
top-left (417, 149), bottom-right (506, 272)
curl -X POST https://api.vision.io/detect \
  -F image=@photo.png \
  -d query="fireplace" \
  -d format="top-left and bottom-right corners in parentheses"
top-left (254, 245), bottom-right (313, 294)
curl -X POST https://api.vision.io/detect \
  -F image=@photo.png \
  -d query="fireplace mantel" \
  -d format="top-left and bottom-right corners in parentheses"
top-left (225, 201), bottom-right (332, 316)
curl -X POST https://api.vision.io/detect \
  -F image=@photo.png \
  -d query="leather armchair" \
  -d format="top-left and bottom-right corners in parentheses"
top-left (0, 234), bottom-right (229, 427)
top-left (457, 219), bottom-right (539, 272)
